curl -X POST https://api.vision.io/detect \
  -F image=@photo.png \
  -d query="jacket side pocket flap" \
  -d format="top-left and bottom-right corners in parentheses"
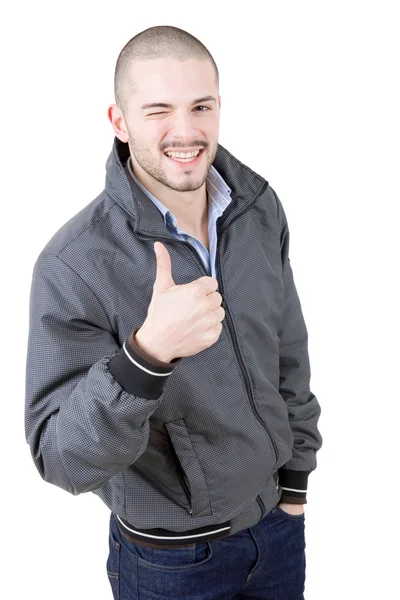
top-left (165, 419), bottom-right (212, 517)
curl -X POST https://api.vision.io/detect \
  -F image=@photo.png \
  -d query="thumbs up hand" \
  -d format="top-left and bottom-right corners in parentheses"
top-left (133, 242), bottom-right (225, 363)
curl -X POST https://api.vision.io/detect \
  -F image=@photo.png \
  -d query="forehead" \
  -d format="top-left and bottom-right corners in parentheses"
top-left (129, 57), bottom-right (217, 101)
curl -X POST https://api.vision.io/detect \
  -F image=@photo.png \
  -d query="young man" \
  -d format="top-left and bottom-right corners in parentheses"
top-left (25, 25), bottom-right (323, 600)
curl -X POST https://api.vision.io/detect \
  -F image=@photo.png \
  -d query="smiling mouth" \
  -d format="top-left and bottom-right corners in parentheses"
top-left (163, 148), bottom-right (205, 164)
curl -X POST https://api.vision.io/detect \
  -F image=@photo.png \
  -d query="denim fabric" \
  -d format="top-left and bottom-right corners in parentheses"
top-left (106, 505), bottom-right (306, 599)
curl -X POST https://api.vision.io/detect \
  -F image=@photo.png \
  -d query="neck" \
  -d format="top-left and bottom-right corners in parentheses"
top-left (129, 157), bottom-right (208, 233)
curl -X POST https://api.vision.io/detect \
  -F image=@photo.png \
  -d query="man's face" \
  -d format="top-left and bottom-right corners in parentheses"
top-left (122, 57), bottom-right (220, 193)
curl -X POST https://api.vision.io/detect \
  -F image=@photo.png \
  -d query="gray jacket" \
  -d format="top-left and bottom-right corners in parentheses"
top-left (25, 138), bottom-right (322, 545)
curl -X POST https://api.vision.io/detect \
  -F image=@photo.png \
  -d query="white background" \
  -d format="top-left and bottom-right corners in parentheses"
top-left (1, 1), bottom-right (399, 598)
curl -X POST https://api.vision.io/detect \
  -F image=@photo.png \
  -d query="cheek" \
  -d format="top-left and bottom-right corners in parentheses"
top-left (203, 118), bottom-right (219, 139)
top-left (145, 122), bottom-right (169, 147)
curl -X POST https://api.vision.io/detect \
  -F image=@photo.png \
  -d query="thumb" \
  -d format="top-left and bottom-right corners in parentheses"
top-left (153, 242), bottom-right (176, 291)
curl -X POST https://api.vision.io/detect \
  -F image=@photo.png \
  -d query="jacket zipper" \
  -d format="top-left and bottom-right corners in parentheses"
top-left (214, 227), bottom-right (273, 521)
top-left (214, 224), bottom-right (279, 518)
top-left (191, 229), bottom-right (274, 520)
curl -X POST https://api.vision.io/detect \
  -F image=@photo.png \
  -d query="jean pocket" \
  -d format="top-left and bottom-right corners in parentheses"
top-left (165, 418), bottom-right (212, 517)
top-left (106, 515), bottom-right (121, 599)
top-left (135, 541), bottom-right (213, 572)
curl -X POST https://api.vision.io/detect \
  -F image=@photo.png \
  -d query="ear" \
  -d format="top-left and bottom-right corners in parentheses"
top-left (107, 104), bottom-right (129, 142)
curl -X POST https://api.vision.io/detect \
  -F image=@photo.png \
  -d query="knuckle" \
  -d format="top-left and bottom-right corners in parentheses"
top-left (203, 276), bottom-right (218, 290)
top-left (199, 276), bottom-right (211, 285)
top-left (192, 285), bottom-right (202, 301)
top-left (213, 325), bottom-right (222, 341)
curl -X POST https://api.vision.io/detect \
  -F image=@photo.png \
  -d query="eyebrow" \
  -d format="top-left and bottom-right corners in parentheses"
top-left (141, 95), bottom-right (217, 110)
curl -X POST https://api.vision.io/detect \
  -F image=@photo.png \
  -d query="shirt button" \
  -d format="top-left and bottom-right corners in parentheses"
top-left (187, 236), bottom-right (194, 243)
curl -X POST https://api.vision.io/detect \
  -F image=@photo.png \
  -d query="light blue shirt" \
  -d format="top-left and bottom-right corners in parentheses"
top-left (126, 158), bottom-right (232, 279)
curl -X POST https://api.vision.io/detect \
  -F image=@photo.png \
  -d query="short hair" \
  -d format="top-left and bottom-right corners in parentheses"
top-left (114, 25), bottom-right (219, 116)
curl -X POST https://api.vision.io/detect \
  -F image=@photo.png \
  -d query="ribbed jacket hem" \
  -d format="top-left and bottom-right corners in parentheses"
top-left (116, 515), bottom-right (232, 547)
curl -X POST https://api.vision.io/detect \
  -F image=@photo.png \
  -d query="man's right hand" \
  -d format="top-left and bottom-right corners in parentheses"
top-left (133, 241), bottom-right (225, 363)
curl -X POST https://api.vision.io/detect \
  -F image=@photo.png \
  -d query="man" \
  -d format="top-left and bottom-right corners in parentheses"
top-left (25, 25), bottom-right (322, 600)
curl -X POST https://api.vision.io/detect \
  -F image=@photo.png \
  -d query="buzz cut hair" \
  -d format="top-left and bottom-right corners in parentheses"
top-left (114, 25), bottom-right (219, 116)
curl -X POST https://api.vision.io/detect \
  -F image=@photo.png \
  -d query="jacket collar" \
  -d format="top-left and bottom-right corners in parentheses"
top-left (104, 137), bottom-right (268, 237)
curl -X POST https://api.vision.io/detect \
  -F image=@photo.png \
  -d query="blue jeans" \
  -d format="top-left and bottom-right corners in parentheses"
top-left (106, 505), bottom-right (306, 599)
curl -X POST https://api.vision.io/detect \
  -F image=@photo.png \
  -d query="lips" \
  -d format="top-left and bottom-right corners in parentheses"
top-left (164, 148), bottom-right (205, 166)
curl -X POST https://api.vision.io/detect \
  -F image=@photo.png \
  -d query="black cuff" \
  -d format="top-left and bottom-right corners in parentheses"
top-left (278, 469), bottom-right (310, 504)
top-left (107, 335), bottom-right (180, 399)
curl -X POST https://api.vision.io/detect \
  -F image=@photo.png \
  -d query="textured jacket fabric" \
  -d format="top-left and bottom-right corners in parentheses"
top-left (25, 137), bottom-right (323, 545)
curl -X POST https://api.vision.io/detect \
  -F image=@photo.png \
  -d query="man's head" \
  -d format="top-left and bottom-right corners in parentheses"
top-left (108, 26), bottom-right (220, 194)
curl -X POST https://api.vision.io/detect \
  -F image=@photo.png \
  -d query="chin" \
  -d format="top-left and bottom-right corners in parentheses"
top-left (174, 183), bottom-right (205, 193)
top-left (165, 170), bottom-right (208, 191)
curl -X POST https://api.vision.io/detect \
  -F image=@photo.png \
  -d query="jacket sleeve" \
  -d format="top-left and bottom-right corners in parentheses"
top-left (24, 253), bottom-right (182, 496)
top-left (273, 190), bottom-right (323, 504)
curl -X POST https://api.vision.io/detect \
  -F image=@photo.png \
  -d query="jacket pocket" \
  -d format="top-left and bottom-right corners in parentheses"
top-left (165, 419), bottom-right (212, 517)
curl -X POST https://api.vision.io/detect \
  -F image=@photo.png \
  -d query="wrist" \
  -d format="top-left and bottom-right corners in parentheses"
top-left (133, 327), bottom-right (173, 364)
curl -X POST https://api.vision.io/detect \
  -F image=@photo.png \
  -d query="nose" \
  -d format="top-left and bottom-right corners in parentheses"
top-left (169, 109), bottom-right (198, 143)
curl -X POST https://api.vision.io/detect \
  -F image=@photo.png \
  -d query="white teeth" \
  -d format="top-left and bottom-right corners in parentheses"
top-left (165, 150), bottom-right (200, 159)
